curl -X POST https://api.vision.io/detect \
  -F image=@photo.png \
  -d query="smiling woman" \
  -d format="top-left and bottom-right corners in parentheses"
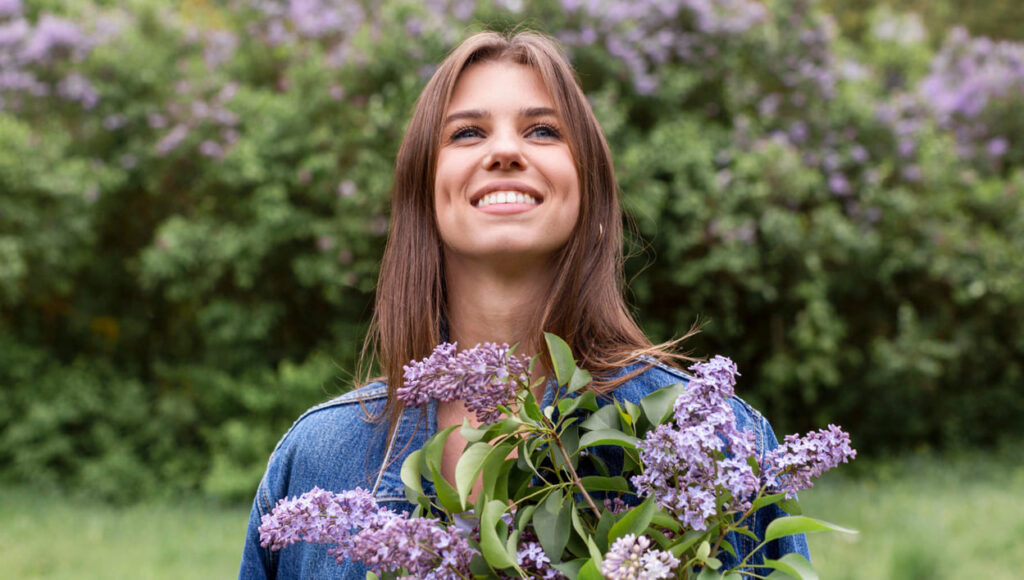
top-left (239, 30), bottom-right (809, 579)
top-left (434, 61), bottom-right (581, 265)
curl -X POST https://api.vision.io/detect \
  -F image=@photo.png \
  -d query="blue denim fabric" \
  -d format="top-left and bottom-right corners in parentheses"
top-left (239, 358), bottom-right (809, 579)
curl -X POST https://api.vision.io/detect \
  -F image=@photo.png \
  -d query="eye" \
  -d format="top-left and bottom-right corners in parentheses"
top-left (449, 125), bottom-right (484, 142)
top-left (527, 123), bottom-right (562, 139)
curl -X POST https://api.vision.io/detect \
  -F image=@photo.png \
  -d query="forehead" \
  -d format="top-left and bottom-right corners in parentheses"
top-left (447, 61), bottom-right (556, 113)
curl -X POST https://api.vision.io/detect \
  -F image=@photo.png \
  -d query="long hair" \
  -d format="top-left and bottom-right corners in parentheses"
top-left (361, 30), bottom-right (694, 430)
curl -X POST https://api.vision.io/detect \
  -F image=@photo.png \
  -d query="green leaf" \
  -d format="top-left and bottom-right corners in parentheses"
top-left (400, 448), bottom-right (425, 502)
top-left (522, 391), bottom-right (544, 422)
top-left (579, 405), bottom-right (620, 431)
top-left (558, 390), bottom-right (598, 417)
top-left (650, 512), bottom-right (682, 532)
top-left (578, 429), bottom-right (639, 452)
top-left (567, 366), bottom-right (593, 394)
top-left (696, 567), bottom-right (720, 580)
top-left (639, 382), bottom-right (686, 425)
top-left (764, 553), bottom-right (818, 580)
top-left (608, 495), bottom-right (657, 543)
top-left (593, 508), bottom-right (617, 552)
top-left (779, 497), bottom-right (803, 515)
top-left (578, 476), bottom-right (629, 492)
top-left (763, 516), bottom-right (858, 543)
top-left (545, 332), bottom-right (576, 386)
top-left (577, 558), bottom-right (603, 580)
top-left (669, 530), bottom-right (705, 557)
top-left (552, 558), bottom-right (586, 579)
top-left (480, 442), bottom-right (516, 502)
top-left (422, 426), bottom-right (462, 512)
top-left (460, 418), bottom-right (490, 443)
top-left (454, 442), bottom-right (494, 508)
top-left (535, 490), bottom-right (571, 561)
top-left (480, 500), bottom-right (517, 570)
top-left (365, 572), bottom-right (380, 580)
top-left (751, 492), bottom-right (786, 512)
top-left (697, 540), bottom-right (711, 560)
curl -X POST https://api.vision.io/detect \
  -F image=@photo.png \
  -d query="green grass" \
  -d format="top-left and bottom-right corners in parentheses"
top-left (3, 452), bottom-right (1023, 578)
top-left (800, 452), bottom-right (1024, 579)
top-left (0, 488), bottom-right (249, 579)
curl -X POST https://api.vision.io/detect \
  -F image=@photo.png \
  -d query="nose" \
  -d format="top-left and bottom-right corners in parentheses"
top-left (483, 131), bottom-right (526, 171)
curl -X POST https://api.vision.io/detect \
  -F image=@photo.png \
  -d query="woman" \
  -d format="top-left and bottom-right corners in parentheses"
top-left (239, 30), bottom-right (808, 579)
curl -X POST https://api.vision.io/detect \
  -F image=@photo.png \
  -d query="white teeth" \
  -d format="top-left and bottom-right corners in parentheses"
top-left (475, 191), bottom-right (539, 208)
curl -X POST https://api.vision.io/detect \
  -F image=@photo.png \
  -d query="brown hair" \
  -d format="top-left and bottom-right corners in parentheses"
top-left (362, 30), bottom-right (694, 430)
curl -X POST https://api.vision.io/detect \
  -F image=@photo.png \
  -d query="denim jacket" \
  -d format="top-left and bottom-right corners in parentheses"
top-left (239, 358), bottom-right (809, 579)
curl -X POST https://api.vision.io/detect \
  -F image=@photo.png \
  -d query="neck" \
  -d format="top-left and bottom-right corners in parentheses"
top-left (443, 252), bottom-right (554, 356)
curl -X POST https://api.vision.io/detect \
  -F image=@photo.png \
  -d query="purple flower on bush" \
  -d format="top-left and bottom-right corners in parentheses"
top-left (399, 342), bottom-right (530, 423)
top-left (0, 0), bottom-right (21, 19)
top-left (765, 424), bottom-right (856, 497)
top-left (601, 534), bottom-right (679, 580)
top-left (258, 486), bottom-right (475, 578)
top-left (21, 15), bottom-right (90, 62)
top-left (632, 356), bottom-right (759, 529)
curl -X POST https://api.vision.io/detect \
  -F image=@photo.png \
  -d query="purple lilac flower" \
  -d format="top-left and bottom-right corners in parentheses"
top-left (56, 73), bottom-right (98, 108)
top-left (601, 534), bottom-right (679, 580)
top-left (765, 424), bottom-right (856, 497)
top-left (259, 486), bottom-right (474, 578)
top-left (21, 15), bottom-right (89, 62)
top-left (348, 515), bottom-right (475, 579)
top-left (515, 540), bottom-right (565, 579)
top-left (399, 342), bottom-right (530, 423)
top-left (155, 124), bottom-right (189, 155)
top-left (0, 0), bottom-right (21, 19)
top-left (987, 137), bottom-right (1009, 157)
top-left (258, 486), bottom-right (391, 554)
top-left (632, 356), bottom-right (759, 530)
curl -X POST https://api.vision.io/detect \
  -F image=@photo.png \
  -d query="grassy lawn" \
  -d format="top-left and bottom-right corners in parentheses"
top-left (0, 488), bottom-right (249, 579)
top-left (800, 452), bottom-right (1024, 579)
top-left (3, 452), bottom-right (1023, 578)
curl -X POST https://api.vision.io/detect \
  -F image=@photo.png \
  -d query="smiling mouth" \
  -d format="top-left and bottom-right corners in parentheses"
top-left (473, 191), bottom-right (540, 208)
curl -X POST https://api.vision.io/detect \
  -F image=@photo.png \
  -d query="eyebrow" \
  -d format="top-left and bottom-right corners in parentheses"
top-left (443, 107), bottom-right (558, 125)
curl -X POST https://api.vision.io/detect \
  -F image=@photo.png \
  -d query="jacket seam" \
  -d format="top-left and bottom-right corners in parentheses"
top-left (270, 382), bottom-right (388, 455)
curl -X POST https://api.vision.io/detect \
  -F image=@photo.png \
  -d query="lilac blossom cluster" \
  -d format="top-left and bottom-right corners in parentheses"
top-left (919, 27), bottom-right (1024, 164)
top-left (0, 3), bottom-right (105, 110)
top-left (244, 0), bottom-right (365, 67)
top-left (764, 424), bottom-right (856, 498)
top-left (398, 342), bottom-right (530, 423)
top-left (600, 534), bottom-right (679, 580)
top-left (557, 0), bottom-right (765, 94)
top-left (258, 486), bottom-right (475, 578)
top-left (631, 356), bottom-right (759, 530)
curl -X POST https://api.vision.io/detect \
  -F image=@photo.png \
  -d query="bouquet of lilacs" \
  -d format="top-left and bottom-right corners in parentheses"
top-left (259, 334), bottom-right (856, 579)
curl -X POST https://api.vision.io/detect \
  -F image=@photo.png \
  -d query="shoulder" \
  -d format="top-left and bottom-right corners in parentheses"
top-left (257, 382), bottom-right (392, 506)
top-left (269, 381), bottom-right (390, 455)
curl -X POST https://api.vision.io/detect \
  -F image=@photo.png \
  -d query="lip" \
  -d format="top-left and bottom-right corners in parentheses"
top-left (470, 181), bottom-right (544, 206)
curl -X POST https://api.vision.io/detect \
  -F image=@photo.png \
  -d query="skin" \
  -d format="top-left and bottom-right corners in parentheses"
top-left (432, 60), bottom-right (581, 490)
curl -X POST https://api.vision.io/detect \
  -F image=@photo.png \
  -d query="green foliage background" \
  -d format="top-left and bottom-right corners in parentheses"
top-left (1, 0), bottom-right (1022, 501)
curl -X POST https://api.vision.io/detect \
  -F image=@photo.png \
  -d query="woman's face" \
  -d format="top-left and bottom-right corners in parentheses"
top-left (433, 61), bottom-right (580, 268)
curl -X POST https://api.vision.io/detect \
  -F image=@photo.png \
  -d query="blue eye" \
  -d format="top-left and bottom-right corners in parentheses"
top-left (450, 126), bottom-right (482, 141)
top-left (528, 124), bottom-right (561, 139)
